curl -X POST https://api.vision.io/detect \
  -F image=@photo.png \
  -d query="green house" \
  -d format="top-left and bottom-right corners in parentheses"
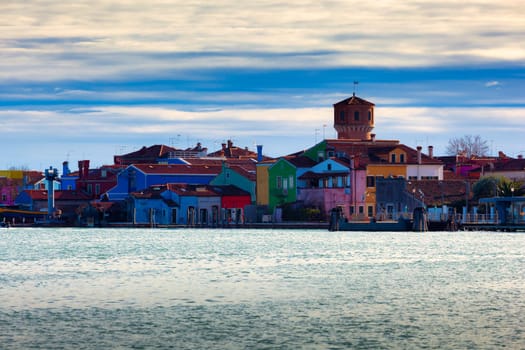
top-left (256, 158), bottom-right (297, 211)
top-left (210, 162), bottom-right (256, 203)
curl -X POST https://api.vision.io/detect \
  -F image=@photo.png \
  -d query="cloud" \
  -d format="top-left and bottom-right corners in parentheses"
top-left (485, 81), bottom-right (501, 87)
top-left (3, 104), bottom-right (525, 169)
top-left (2, 1), bottom-right (525, 81)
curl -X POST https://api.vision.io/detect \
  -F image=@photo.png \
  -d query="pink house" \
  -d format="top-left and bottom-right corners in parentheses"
top-left (296, 158), bottom-right (368, 219)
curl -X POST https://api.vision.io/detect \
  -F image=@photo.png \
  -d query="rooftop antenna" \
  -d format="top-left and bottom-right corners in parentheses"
top-left (353, 81), bottom-right (359, 96)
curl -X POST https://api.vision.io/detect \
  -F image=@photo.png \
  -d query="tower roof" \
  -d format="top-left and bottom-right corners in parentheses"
top-left (333, 93), bottom-right (375, 107)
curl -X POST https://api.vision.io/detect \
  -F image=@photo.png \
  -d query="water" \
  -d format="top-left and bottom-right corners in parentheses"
top-left (0, 228), bottom-right (524, 349)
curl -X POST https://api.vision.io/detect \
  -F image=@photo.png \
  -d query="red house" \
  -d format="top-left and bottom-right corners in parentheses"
top-left (210, 185), bottom-right (251, 224)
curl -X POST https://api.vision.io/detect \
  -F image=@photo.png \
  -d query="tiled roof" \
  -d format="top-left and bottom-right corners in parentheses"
top-left (130, 185), bottom-right (167, 199)
top-left (228, 165), bottom-right (257, 181)
top-left (166, 184), bottom-right (218, 197)
top-left (324, 139), bottom-right (442, 166)
top-left (493, 158), bottom-right (525, 171)
top-left (114, 144), bottom-right (178, 164)
top-left (406, 180), bottom-right (474, 206)
top-left (285, 155), bottom-right (318, 168)
top-left (132, 163), bottom-right (222, 175)
top-left (24, 190), bottom-right (92, 201)
top-left (210, 185), bottom-right (250, 196)
top-left (333, 94), bottom-right (375, 106)
top-left (207, 140), bottom-right (263, 159)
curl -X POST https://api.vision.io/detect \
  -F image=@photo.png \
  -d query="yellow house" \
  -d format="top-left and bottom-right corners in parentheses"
top-left (0, 170), bottom-right (24, 180)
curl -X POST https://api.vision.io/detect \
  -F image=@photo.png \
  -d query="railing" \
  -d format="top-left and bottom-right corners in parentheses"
top-left (462, 213), bottom-right (500, 225)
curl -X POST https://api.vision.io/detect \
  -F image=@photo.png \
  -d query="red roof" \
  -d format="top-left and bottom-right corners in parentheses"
top-left (325, 139), bottom-right (442, 166)
top-left (132, 163), bottom-right (222, 175)
top-left (333, 94), bottom-right (375, 107)
top-left (24, 190), bottom-right (92, 201)
top-left (166, 184), bottom-right (218, 197)
top-left (114, 144), bottom-right (179, 165)
top-left (207, 140), bottom-right (263, 159)
top-left (492, 158), bottom-right (525, 171)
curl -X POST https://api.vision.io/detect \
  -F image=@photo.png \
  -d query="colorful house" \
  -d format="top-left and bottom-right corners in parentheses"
top-left (256, 158), bottom-right (297, 212)
top-left (211, 185), bottom-right (251, 224)
top-left (105, 163), bottom-right (222, 201)
top-left (297, 158), bottom-right (357, 219)
top-left (1, 170), bottom-right (44, 207)
top-left (210, 161), bottom-right (257, 203)
top-left (165, 184), bottom-right (222, 225)
top-left (15, 190), bottom-right (92, 224)
top-left (128, 185), bottom-right (177, 225)
top-left (292, 93), bottom-right (445, 219)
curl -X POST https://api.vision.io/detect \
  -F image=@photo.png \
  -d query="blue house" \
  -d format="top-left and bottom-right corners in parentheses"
top-left (106, 163), bottom-right (222, 201)
top-left (128, 185), bottom-right (177, 225)
top-left (128, 183), bottom-right (224, 226)
top-left (164, 184), bottom-right (221, 226)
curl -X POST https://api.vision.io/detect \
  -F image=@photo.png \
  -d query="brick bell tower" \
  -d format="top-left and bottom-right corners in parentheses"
top-left (333, 93), bottom-right (375, 140)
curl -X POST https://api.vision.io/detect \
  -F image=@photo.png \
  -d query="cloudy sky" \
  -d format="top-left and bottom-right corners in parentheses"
top-left (2, 0), bottom-right (524, 170)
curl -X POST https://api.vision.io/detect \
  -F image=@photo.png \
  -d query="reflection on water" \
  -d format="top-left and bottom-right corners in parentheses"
top-left (0, 228), bottom-right (524, 349)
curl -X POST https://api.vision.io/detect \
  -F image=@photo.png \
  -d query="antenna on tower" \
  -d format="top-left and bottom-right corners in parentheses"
top-left (353, 81), bottom-right (359, 96)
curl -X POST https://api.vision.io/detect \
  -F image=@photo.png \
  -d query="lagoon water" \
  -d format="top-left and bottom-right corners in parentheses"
top-left (0, 228), bottom-right (524, 349)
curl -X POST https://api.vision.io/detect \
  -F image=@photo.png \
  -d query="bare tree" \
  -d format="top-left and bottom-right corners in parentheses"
top-left (446, 134), bottom-right (489, 157)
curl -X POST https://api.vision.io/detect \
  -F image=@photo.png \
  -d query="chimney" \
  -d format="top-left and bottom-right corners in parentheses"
top-left (62, 161), bottom-right (70, 176)
top-left (428, 145), bottom-right (434, 159)
top-left (417, 146), bottom-right (422, 165)
top-left (84, 160), bottom-right (90, 178)
top-left (227, 139), bottom-right (233, 149)
top-left (256, 145), bottom-right (263, 162)
top-left (78, 160), bottom-right (90, 179)
top-left (370, 133), bottom-right (376, 142)
top-left (221, 143), bottom-right (226, 150)
top-left (78, 160), bottom-right (84, 179)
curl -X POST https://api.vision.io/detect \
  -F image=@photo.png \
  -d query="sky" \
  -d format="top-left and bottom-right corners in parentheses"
top-left (1, 0), bottom-right (524, 171)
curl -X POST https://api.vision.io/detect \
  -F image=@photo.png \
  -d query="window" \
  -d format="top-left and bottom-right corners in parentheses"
top-left (359, 206), bottom-right (364, 214)
top-left (327, 164), bottom-right (332, 171)
top-left (366, 176), bottom-right (376, 187)
top-left (289, 176), bottom-right (294, 188)
top-left (1, 194), bottom-right (6, 202)
top-left (368, 110), bottom-right (371, 121)
top-left (368, 206), bottom-right (374, 217)
top-left (339, 110), bottom-right (345, 121)
top-left (400, 154), bottom-right (405, 163)
top-left (354, 111), bottom-right (359, 121)
top-left (391, 154), bottom-right (396, 163)
top-left (87, 184), bottom-right (92, 194)
top-left (95, 184), bottom-right (101, 195)
top-left (283, 178), bottom-right (288, 190)
top-left (276, 176), bottom-right (282, 189)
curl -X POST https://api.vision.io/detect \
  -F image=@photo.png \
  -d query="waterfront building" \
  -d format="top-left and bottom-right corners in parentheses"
top-left (256, 158), bottom-right (297, 214)
top-left (210, 161), bottom-right (257, 203)
top-left (281, 94), bottom-right (444, 220)
top-left (105, 163), bottom-right (222, 201)
top-left (15, 189), bottom-right (92, 223)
